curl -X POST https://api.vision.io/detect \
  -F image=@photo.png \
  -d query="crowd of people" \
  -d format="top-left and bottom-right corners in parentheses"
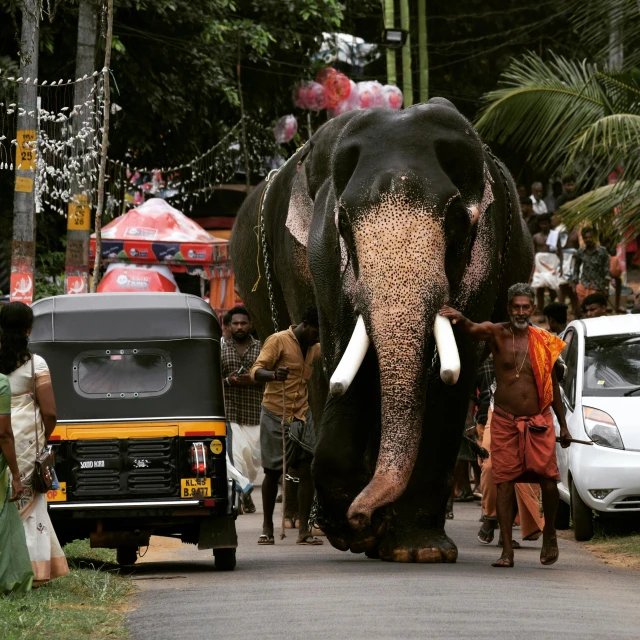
top-left (524, 177), bottom-right (638, 323)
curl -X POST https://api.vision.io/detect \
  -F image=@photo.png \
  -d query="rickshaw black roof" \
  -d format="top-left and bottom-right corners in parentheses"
top-left (31, 293), bottom-right (221, 342)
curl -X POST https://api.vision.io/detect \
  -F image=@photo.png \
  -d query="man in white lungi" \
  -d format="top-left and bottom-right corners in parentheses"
top-left (221, 306), bottom-right (263, 513)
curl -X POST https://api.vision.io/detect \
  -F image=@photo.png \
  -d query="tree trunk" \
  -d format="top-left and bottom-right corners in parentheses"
top-left (399, 0), bottom-right (413, 106)
top-left (11, 0), bottom-right (39, 304)
top-left (418, 0), bottom-right (428, 103)
top-left (384, 0), bottom-right (396, 86)
top-left (609, 0), bottom-right (624, 70)
top-left (65, 0), bottom-right (98, 295)
top-left (91, 0), bottom-right (114, 293)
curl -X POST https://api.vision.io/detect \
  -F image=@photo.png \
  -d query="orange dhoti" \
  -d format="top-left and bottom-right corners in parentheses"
top-left (480, 408), bottom-right (544, 540)
top-left (491, 406), bottom-right (560, 484)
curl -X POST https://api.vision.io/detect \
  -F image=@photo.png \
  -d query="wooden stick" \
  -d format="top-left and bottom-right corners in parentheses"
top-left (556, 437), bottom-right (593, 445)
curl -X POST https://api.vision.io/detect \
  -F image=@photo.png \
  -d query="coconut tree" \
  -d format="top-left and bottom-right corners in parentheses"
top-left (475, 0), bottom-right (640, 239)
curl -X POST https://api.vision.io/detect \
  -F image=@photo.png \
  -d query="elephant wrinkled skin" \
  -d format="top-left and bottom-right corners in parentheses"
top-left (230, 99), bottom-right (533, 563)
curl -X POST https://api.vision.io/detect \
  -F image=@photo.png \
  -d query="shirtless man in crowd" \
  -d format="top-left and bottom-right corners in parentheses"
top-left (441, 283), bottom-right (571, 568)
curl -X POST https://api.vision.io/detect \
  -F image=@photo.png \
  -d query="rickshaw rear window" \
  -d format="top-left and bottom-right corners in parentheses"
top-left (74, 349), bottom-right (172, 398)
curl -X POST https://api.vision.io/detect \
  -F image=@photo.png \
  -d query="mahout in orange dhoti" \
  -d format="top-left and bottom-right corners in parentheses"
top-left (492, 326), bottom-right (564, 483)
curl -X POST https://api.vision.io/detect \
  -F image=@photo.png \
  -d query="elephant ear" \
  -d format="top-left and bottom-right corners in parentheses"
top-left (467, 163), bottom-right (495, 225)
top-left (285, 163), bottom-right (314, 248)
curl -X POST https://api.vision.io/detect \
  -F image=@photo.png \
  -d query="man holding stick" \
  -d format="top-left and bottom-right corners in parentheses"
top-left (440, 283), bottom-right (572, 568)
top-left (251, 307), bottom-right (323, 547)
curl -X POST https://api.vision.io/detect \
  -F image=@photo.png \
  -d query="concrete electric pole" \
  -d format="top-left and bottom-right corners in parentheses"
top-left (65, 0), bottom-right (99, 295)
top-left (418, 0), bottom-right (428, 102)
top-left (11, 0), bottom-right (40, 304)
top-left (399, 0), bottom-right (413, 106)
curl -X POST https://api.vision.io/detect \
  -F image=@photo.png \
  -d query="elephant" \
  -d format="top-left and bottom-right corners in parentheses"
top-left (230, 98), bottom-right (534, 562)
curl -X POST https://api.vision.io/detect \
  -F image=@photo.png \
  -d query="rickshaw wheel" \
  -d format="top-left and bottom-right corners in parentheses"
top-left (117, 546), bottom-right (139, 566)
top-left (214, 548), bottom-right (236, 571)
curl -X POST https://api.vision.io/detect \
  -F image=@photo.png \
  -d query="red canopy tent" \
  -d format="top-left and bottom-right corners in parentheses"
top-left (90, 198), bottom-right (235, 311)
top-left (97, 264), bottom-right (178, 293)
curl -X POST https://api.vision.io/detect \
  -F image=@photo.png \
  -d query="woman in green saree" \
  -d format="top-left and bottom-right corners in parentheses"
top-left (0, 372), bottom-right (33, 594)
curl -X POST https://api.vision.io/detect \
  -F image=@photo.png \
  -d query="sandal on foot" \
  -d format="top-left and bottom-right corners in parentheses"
top-left (477, 523), bottom-right (496, 545)
top-left (296, 535), bottom-right (324, 545)
top-left (492, 554), bottom-right (514, 568)
top-left (446, 511), bottom-right (454, 520)
top-left (540, 535), bottom-right (559, 566)
top-left (258, 534), bottom-right (275, 545)
top-left (497, 537), bottom-right (521, 549)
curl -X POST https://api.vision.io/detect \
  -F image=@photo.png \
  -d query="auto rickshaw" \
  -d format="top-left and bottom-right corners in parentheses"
top-left (30, 293), bottom-right (237, 570)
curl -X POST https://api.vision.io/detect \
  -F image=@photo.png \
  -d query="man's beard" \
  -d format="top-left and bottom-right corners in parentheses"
top-left (510, 315), bottom-right (529, 330)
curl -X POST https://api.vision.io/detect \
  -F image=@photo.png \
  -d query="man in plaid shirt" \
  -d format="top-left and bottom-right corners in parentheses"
top-left (221, 306), bottom-right (263, 513)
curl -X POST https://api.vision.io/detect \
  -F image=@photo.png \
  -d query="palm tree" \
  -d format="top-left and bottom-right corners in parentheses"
top-left (475, 0), bottom-right (640, 239)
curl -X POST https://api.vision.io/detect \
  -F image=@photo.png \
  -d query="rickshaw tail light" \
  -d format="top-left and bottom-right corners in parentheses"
top-left (189, 442), bottom-right (207, 478)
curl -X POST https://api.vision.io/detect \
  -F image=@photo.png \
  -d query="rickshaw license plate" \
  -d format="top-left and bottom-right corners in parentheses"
top-left (181, 478), bottom-right (211, 498)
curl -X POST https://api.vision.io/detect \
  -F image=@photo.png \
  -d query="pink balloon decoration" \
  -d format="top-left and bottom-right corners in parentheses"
top-left (274, 115), bottom-right (298, 144)
top-left (369, 81), bottom-right (384, 107)
top-left (383, 84), bottom-right (403, 110)
top-left (315, 67), bottom-right (337, 85)
top-left (304, 82), bottom-right (327, 111)
top-left (293, 82), bottom-right (308, 108)
top-left (357, 81), bottom-right (375, 109)
top-left (323, 71), bottom-right (351, 108)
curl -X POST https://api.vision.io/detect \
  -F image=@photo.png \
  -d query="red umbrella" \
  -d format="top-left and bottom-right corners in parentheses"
top-left (97, 264), bottom-right (178, 293)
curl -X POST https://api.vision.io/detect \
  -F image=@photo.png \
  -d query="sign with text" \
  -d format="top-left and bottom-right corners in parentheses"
top-left (68, 195), bottom-right (91, 230)
top-left (15, 176), bottom-right (34, 193)
top-left (15, 129), bottom-right (36, 171)
top-left (10, 271), bottom-right (34, 304)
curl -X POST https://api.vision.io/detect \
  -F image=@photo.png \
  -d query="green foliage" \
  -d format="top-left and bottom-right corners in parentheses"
top-left (477, 1), bottom-right (640, 239)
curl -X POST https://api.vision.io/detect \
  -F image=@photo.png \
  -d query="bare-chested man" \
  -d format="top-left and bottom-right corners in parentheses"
top-left (440, 283), bottom-right (571, 568)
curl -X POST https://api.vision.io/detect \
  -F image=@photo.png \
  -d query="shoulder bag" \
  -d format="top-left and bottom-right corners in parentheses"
top-left (30, 357), bottom-right (55, 494)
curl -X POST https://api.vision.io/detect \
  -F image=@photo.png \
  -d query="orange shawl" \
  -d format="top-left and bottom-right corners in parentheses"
top-left (527, 325), bottom-right (566, 411)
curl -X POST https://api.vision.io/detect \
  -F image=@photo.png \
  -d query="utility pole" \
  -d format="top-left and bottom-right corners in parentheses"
top-left (609, 0), bottom-right (624, 70)
top-left (418, 0), bottom-right (428, 102)
top-left (91, 0), bottom-right (113, 293)
top-left (399, 0), bottom-right (413, 106)
top-left (384, 0), bottom-right (396, 85)
top-left (11, 0), bottom-right (39, 304)
top-left (65, 0), bottom-right (98, 295)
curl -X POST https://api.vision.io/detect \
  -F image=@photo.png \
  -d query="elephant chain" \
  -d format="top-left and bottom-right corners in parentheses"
top-left (484, 145), bottom-right (512, 290)
top-left (259, 168), bottom-right (282, 333)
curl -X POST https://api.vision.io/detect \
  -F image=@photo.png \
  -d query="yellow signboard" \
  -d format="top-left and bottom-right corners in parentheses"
top-left (15, 176), bottom-right (34, 193)
top-left (46, 482), bottom-right (67, 503)
top-left (68, 195), bottom-right (91, 230)
top-left (15, 129), bottom-right (36, 171)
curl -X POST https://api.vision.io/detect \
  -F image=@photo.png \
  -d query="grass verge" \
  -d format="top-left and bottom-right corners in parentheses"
top-left (0, 539), bottom-right (135, 640)
top-left (585, 532), bottom-right (640, 570)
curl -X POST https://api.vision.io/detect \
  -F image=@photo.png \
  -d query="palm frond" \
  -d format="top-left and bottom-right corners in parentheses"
top-left (558, 181), bottom-right (640, 239)
top-left (563, 0), bottom-right (640, 71)
top-left (475, 53), bottom-right (605, 170)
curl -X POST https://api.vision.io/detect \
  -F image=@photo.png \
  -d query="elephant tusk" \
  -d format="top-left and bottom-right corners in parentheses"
top-left (434, 314), bottom-right (460, 385)
top-left (329, 315), bottom-right (370, 397)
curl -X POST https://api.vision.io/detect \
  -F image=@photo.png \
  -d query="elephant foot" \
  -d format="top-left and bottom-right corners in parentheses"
top-left (378, 528), bottom-right (458, 563)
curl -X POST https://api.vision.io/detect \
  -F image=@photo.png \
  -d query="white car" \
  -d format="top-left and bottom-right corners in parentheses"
top-left (555, 314), bottom-right (640, 540)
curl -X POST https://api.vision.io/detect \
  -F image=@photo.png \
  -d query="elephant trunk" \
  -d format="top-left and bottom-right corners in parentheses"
top-left (345, 198), bottom-right (451, 530)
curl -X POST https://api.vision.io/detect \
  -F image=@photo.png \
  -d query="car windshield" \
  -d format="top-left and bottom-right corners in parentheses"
top-left (583, 333), bottom-right (640, 397)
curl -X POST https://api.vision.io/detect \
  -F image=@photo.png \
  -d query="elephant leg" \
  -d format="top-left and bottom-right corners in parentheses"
top-left (376, 376), bottom-right (471, 563)
top-left (312, 360), bottom-right (384, 553)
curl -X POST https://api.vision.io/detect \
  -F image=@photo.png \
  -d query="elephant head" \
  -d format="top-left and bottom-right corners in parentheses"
top-left (300, 100), bottom-right (506, 531)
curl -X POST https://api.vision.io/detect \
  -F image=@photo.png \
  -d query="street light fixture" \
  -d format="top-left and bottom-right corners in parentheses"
top-left (382, 28), bottom-right (408, 49)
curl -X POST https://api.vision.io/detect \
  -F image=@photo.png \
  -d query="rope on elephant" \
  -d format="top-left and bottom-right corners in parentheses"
top-left (280, 382), bottom-right (287, 540)
top-left (251, 167), bottom-right (280, 293)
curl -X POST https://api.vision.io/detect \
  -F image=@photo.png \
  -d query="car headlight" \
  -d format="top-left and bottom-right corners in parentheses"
top-left (589, 489), bottom-right (614, 500)
top-left (582, 407), bottom-right (625, 450)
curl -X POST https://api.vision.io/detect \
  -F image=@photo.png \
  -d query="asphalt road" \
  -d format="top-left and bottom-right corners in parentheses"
top-left (127, 500), bottom-right (640, 640)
